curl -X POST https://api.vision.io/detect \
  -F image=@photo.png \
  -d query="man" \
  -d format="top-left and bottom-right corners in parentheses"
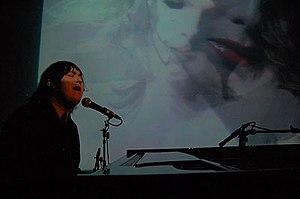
top-left (0, 61), bottom-right (85, 183)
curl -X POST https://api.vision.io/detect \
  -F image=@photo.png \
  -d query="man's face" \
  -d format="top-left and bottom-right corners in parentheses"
top-left (60, 68), bottom-right (84, 107)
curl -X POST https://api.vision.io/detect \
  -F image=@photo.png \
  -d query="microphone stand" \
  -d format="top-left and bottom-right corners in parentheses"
top-left (244, 125), bottom-right (300, 140)
top-left (219, 123), bottom-right (300, 148)
top-left (96, 116), bottom-right (123, 173)
top-left (101, 118), bottom-right (110, 171)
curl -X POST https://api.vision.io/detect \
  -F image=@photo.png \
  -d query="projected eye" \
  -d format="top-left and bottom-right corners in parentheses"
top-left (212, 0), bottom-right (241, 6)
top-left (163, 0), bottom-right (184, 9)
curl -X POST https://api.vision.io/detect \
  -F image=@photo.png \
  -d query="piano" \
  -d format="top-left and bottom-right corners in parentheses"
top-left (2, 144), bottom-right (300, 198)
top-left (75, 144), bottom-right (300, 198)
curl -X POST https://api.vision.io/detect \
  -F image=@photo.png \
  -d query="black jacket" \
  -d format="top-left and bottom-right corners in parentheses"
top-left (0, 100), bottom-right (81, 183)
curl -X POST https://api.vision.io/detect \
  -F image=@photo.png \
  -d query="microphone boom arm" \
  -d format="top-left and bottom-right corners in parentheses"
top-left (219, 123), bottom-right (300, 148)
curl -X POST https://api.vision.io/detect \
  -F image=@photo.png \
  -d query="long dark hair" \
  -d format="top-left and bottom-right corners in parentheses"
top-left (256, 0), bottom-right (300, 99)
top-left (30, 61), bottom-right (85, 104)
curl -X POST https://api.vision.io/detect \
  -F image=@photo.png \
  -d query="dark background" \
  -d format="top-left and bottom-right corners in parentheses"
top-left (0, 1), bottom-right (43, 129)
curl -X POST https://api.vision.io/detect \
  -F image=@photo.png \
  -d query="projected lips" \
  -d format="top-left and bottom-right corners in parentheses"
top-left (208, 38), bottom-right (264, 66)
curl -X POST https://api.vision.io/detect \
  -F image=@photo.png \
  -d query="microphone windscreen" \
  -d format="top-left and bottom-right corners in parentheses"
top-left (81, 97), bottom-right (91, 107)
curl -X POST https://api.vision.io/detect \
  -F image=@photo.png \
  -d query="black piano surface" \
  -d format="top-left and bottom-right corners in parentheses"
top-left (2, 144), bottom-right (300, 198)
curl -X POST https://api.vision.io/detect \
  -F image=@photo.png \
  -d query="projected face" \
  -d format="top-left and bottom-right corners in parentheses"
top-left (169, 0), bottom-right (267, 109)
top-left (155, 0), bottom-right (299, 142)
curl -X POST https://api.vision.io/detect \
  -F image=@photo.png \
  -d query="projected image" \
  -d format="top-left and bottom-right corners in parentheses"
top-left (39, 0), bottom-right (300, 169)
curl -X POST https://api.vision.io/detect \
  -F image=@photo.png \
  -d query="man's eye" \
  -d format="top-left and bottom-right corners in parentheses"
top-left (67, 74), bottom-right (75, 77)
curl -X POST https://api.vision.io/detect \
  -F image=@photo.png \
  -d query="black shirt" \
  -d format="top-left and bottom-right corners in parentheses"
top-left (0, 100), bottom-right (81, 182)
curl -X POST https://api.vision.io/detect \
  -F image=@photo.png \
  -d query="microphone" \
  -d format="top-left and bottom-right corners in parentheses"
top-left (218, 122), bottom-right (252, 147)
top-left (218, 127), bottom-right (242, 147)
top-left (81, 97), bottom-right (122, 120)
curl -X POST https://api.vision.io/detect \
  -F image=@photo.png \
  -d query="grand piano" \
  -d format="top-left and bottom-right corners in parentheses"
top-left (1, 143), bottom-right (300, 198)
top-left (70, 143), bottom-right (300, 199)
top-left (3, 120), bottom-right (300, 198)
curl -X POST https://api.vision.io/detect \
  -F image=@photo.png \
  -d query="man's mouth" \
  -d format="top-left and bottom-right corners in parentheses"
top-left (73, 86), bottom-right (82, 91)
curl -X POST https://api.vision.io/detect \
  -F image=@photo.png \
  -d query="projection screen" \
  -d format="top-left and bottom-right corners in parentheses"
top-left (39, 0), bottom-right (300, 169)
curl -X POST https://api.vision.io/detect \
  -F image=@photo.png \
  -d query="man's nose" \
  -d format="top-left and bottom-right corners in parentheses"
top-left (76, 78), bottom-right (83, 85)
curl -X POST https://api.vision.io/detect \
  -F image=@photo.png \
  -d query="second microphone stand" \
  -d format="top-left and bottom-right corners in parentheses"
top-left (218, 122), bottom-right (300, 148)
